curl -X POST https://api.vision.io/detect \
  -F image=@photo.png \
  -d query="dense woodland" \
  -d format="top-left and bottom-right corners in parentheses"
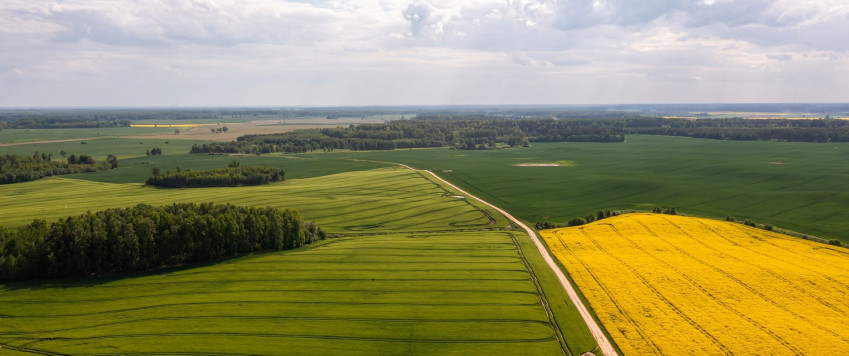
top-left (0, 152), bottom-right (114, 184)
top-left (190, 116), bottom-right (849, 155)
top-left (146, 165), bottom-right (285, 188)
top-left (0, 117), bottom-right (131, 129)
top-left (625, 117), bottom-right (849, 142)
top-left (190, 117), bottom-right (625, 154)
top-left (0, 203), bottom-right (326, 280)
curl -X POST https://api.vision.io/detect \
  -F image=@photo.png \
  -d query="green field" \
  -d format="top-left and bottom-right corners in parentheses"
top-left (0, 168), bottom-right (503, 233)
top-left (328, 135), bottom-right (849, 242)
top-left (0, 127), bottom-right (176, 144)
top-left (0, 137), bottom-right (205, 160)
top-left (0, 165), bottom-right (600, 355)
top-left (0, 231), bottom-right (575, 355)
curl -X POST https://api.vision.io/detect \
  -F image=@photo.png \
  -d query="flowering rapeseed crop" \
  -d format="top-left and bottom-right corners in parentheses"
top-left (541, 213), bottom-right (849, 355)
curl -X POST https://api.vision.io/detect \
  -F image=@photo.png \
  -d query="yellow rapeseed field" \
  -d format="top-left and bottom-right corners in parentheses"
top-left (541, 213), bottom-right (849, 355)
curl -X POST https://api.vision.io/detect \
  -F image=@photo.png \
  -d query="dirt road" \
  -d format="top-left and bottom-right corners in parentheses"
top-left (424, 169), bottom-right (618, 356)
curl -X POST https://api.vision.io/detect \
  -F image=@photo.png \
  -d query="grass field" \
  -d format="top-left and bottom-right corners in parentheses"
top-left (0, 231), bottom-right (570, 355)
top-left (0, 127), bottom-right (176, 144)
top-left (330, 135), bottom-right (849, 242)
top-left (0, 165), bottom-right (601, 355)
top-left (0, 137), bottom-right (205, 161)
top-left (540, 213), bottom-right (849, 355)
top-left (0, 168), bottom-right (504, 233)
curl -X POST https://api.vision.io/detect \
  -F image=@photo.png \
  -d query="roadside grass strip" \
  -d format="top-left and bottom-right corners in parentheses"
top-left (0, 232), bottom-right (566, 355)
top-left (540, 213), bottom-right (849, 355)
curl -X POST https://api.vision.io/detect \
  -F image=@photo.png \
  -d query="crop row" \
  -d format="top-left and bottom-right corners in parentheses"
top-left (540, 213), bottom-right (849, 355)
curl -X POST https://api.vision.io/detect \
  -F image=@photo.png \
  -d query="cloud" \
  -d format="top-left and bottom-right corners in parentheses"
top-left (0, 0), bottom-right (847, 106)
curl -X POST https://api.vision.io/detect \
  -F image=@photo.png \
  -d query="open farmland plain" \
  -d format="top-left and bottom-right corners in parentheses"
top-left (540, 213), bottom-right (849, 355)
top-left (0, 166), bottom-right (601, 355)
top-left (0, 168), bottom-right (501, 232)
top-left (335, 135), bottom-right (849, 243)
top-left (0, 231), bottom-right (571, 355)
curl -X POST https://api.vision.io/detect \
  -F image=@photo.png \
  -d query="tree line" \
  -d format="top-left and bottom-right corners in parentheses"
top-left (0, 203), bottom-right (327, 281)
top-left (146, 165), bottom-right (284, 188)
top-left (0, 152), bottom-right (115, 184)
top-left (190, 117), bottom-right (625, 154)
top-left (189, 116), bottom-right (849, 156)
top-left (535, 209), bottom-right (623, 230)
top-left (0, 117), bottom-right (131, 129)
top-left (625, 117), bottom-right (849, 142)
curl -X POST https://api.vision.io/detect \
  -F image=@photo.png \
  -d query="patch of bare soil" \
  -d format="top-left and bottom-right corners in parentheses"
top-left (515, 163), bottom-right (563, 167)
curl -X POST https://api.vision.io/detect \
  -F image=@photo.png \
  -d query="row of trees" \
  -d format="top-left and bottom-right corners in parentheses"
top-left (146, 166), bottom-right (284, 188)
top-left (0, 118), bottom-right (131, 129)
top-left (534, 209), bottom-right (622, 230)
top-left (190, 117), bottom-right (625, 154)
top-left (0, 152), bottom-right (115, 184)
top-left (0, 203), bottom-right (327, 280)
top-left (625, 117), bottom-right (849, 142)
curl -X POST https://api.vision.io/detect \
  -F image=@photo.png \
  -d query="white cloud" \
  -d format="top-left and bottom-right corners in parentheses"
top-left (0, 0), bottom-right (847, 106)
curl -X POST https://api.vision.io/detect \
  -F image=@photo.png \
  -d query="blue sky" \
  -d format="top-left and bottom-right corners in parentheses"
top-left (1, 0), bottom-right (847, 106)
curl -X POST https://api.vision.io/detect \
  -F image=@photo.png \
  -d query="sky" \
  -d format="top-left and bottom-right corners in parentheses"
top-left (0, 0), bottom-right (847, 107)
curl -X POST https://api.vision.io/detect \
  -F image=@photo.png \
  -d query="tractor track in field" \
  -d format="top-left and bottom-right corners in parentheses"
top-left (415, 166), bottom-right (618, 356)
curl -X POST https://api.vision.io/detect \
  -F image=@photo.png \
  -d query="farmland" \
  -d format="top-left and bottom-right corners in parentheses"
top-left (0, 231), bottom-right (573, 355)
top-left (334, 135), bottom-right (849, 242)
top-left (0, 168), bottom-right (504, 232)
top-left (0, 164), bottom-right (600, 355)
top-left (540, 213), bottom-right (849, 355)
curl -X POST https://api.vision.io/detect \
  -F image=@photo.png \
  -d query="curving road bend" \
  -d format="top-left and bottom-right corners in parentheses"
top-left (424, 169), bottom-right (618, 356)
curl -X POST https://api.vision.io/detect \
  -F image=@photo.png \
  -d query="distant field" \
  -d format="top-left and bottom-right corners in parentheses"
top-left (0, 137), bottom-right (205, 161)
top-left (0, 168), bottom-right (503, 233)
top-left (540, 213), bottom-right (849, 355)
top-left (0, 231), bottom-right (568, 355)
top-left (333, 135), bottom-right (849, 242)
top-left (0, 127), bottom-right (175, 144)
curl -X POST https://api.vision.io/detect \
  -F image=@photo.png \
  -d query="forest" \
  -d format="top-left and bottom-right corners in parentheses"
top-left (625, 117), bottom-right (849, 142)
top-left (190, 117), bottom-right (625, 154)
top-left (0, 203), bottom-right (325, 280)
top-left (0, 117), bottom-right (132, 129)
top-left (146, 165), bottom-right (285, 188)
top-left (0, 152), bottom-right (115, 184)
top-left (190, 116), bottom-right (849, 156)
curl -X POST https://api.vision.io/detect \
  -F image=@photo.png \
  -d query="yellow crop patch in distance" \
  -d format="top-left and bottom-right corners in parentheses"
top-left (540, 213), bottom-right (849, 355)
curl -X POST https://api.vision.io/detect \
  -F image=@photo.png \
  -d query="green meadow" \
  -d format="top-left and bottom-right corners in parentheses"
top-left (0, 231), bottom-right (580, 355)
top-left (333, 135), bottom-right (849, 242)
top-left (0, 162), bottom-right (600, 355)
top-left (0, 137), bottom-right (204, 160)
top-left (0, 127), bottom-right (176, 144)
top-left (0, 168), bottom-right (503, 233)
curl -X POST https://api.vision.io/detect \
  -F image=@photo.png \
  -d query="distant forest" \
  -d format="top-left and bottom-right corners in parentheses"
top-left (190, 117), bottom-right (625, 154)
top-left (0, 117), bottom-right (131, 129)
top-left (625, 117), bottom-right (849, 142)
top-left (146, 166), bottom-right (285, 188)
top-left (0, 203), bottom-right (326, 280)
top-left (1, 152), bottom-right (116, 184)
